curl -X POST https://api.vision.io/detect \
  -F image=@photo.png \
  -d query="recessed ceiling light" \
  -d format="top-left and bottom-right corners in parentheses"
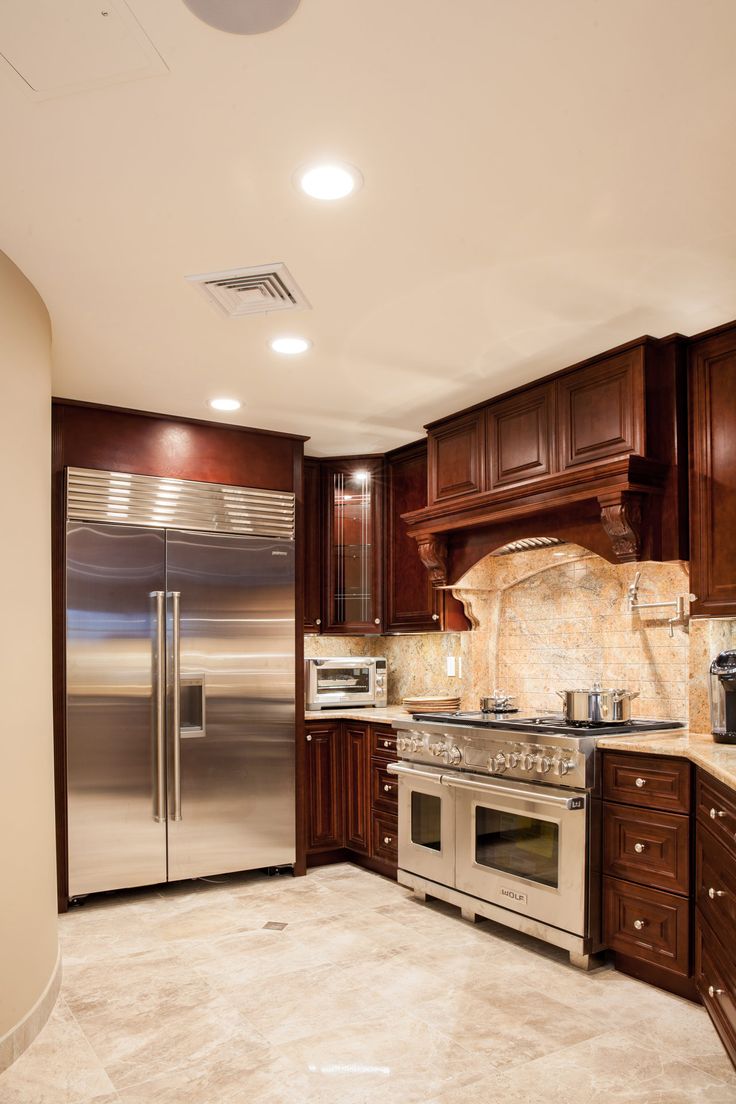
top-left (296, 162), bottom-right (363, 201)
top-left (270, 336), bottom-right (312, 355)
top-left (209, 397), bottom-right (241, 412)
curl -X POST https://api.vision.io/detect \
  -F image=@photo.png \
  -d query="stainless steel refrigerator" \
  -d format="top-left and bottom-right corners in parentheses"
top-left (64, 467), bottom-right (296, 898)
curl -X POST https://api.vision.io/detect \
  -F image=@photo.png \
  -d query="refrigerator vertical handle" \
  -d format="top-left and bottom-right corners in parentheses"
top-left (170, 590), bottom-right (182, 821)
top-left (151, 591), bottom-right (166, 823)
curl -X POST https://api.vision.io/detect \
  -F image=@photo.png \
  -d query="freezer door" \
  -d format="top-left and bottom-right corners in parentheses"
top-left (66, 523), bottom-right (167, 896)
top-left (165, 531), bottom-right (295, 880)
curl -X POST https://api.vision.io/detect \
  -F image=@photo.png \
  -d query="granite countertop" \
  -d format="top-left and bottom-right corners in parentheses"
top-left (304, 705), bottom-right (410, 724)
top-left (597, 729), bottom-right (736, 793)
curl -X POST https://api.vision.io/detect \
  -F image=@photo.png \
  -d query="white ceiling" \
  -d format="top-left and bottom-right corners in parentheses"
top-left (1, 0), bottom-right (736, 455)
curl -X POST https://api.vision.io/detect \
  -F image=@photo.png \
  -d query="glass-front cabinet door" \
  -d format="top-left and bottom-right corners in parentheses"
top-left (322, 458), bottom-right (384, 633)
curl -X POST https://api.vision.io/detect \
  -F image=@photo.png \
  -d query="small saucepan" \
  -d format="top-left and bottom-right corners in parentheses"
top-left (480, 691), bottom-right (517, 714)
top-left (556, 684), bottom-right (639, 724)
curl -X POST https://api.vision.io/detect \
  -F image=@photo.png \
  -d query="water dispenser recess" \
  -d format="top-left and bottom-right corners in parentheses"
top-left (709, 651), bottom-right (736, 744)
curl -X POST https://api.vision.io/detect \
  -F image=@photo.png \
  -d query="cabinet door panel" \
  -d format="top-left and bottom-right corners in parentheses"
top-left (689, 328), bottom-right (736, 616)
top-left (385, 442), bottom-right (440, 632)
top-left (322, 458), bottom-right (384, 634)
top-left (487, 384), bottom-right (554, 489)
top-left (557, 349), bottom-right (645, 469)
top-left (428, 411), bottom-right (485, 503)
top-left (344, 725), bottom-right (370, 854)
top-left (604, 875), bottom-right (690, 975)
top-left (305, 724), bottom-right (343, 851)
top-left (303, 459), bottom-right (322, 632)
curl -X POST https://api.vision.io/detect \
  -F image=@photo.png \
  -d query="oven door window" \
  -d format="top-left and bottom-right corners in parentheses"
top-left (411, 791), bottom-right (442, 851)
top-left (316, 666), bottom-right (371, 696)
top-left (475, 805), bottom-right (559, 888)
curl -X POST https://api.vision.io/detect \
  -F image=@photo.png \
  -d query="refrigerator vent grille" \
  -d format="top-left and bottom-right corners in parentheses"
top-left (185, 262), bottom-right (310, 317)
top-left (66, 468), bottom-right (295, 539)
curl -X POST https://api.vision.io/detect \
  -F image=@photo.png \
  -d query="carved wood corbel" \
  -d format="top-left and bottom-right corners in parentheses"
top-left (598, 491), bottom-right (644, 563)
top-left (414, 534), bottom-right (449, 587)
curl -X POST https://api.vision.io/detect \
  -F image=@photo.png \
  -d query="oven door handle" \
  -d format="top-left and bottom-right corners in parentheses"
top-left (441, 774), bottom-right (586, 810)
top-left (386, 762), bottom-right (445, 784)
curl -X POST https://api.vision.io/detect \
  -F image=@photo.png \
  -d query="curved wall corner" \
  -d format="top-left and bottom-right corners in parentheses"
top-left (0, 250), bottom-right (60, 1071)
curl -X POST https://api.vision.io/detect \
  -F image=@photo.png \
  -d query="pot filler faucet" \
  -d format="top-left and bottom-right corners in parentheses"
top-left (626, 571), bottom-right (696, 637)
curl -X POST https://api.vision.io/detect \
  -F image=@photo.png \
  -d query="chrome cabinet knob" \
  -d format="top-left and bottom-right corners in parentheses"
top-left (383, 740), bottom-right (391, 748)
top-left (383, 784), bottom-right (393, 793)
top-left (633, 919), bottom-right (647, 931)
top-left (383, 835), bottom-right (393, 845)
top-left (709, 887), bottom-right (725, 899)
top-left (634, 842), bottom-right (646, 854)
top-left (374, 618), bottom-right (381, 625)
top-left (710, 808), bottom-right (726, 819)
top-left (635, 777), bottom-right (646, 788)
top-left (315, 618), bottom-right (321, 626)
top-left (432, 613), bottom-right (439, 621)
top-left (708, 985), bottom-right (725, 998)
top-left (306, 734), bottom-right (312, 742)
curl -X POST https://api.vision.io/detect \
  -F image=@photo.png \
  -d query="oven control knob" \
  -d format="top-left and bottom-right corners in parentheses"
top-left (446, 745), bottom-right (462, 766)
top-left (397, 737), bottom-right (409, 753)
top-left (493, 753), bottom-right (507, 773)
top-left (521, 753), bottom-right (535, 772)
top-left (410, 736), bottom-right (423, 753)
top-left (507, 752), bottom-right (519, 769)
top-left (538, 755), bottom-right (552, 774)
top-left (557, 758), bottom-right (573, 777)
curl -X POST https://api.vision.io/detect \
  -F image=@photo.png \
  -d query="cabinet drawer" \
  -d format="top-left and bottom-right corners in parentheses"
top-left (372, 812), bottom-right (398, 865)
top-left (371, 726), bottom-right (397, 759)
top-left (696, 771), bottom-right (736, 859)
top-left (371, 759), bottom-right (398, 812)
top-left (603, 753), bottom-right (691, 813)
top-left (603, 875), bottom-right (690, 975)
top-left (603, 802), bottom-right (690, 895)
top-left (696, 822), bottom-right (736, 951)
top-left (695, 914), bottom-right (736, 1067)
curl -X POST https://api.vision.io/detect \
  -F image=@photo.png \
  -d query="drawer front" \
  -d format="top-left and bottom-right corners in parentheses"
top-left (695, 914), bottom-right (736, 1067)
top-left (696, 771), bottom-right (736, 859)
top-left (371, 726), bottom-right (397, 759)
top-left (603, 875), bottom-right (690, 975)
top-left (696, 822), bottom-right (736, 950)
top-left (372, 759), bottom-right (398, 812)
top-left (603, 753), bottom-right (691, 813)
top-left (603, 802), bottom-right (690, 895)
top-left (372, 812), bottom-right (398, 864)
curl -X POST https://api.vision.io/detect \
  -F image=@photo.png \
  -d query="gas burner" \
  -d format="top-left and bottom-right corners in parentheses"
top-left (410, 711), bottom-right (685, 738)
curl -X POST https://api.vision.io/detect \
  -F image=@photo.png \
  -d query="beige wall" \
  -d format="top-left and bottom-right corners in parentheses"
top-left (0, 251), bottom-right (58, 1046)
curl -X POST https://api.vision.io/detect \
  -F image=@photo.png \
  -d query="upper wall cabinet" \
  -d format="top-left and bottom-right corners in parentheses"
top-left (487, 383), bottom-right (554, 490)
top-left (689, 324), bottom-right (736, 617)
top-left (385, 442), bottom-right (440, 632)
top-left (427, 410), bottom-right (486, 504)
top-left (557, 348), bottom-right (645, 470)
top-left (321, 457), bottom-right (384, 634)
top-left (303, 458), bottom-right (322, 633)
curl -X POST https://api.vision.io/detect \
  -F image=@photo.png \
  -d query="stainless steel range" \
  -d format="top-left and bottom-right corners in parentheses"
top-left (388, 711), bottom-right (684, 968)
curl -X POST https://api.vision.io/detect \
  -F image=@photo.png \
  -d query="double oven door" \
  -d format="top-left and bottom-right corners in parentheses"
top-left (392, 762), bottom-right (588, 937)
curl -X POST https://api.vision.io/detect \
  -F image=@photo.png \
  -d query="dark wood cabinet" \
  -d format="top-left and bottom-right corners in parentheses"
top-left (601, 751), bottom-right (694, 998)
top-left (344, 724), bottom-right (370, 854)
top-left (557, 348), bottom-right (645, 470)
top-left (487, 383), bottom-right (554, 489)
top-left (427, 410), bottom-right (485, 504)
top-left (303, 458), bottom-right (322, 633)
top-left (321, 457), bottom-right (384, 634)
top-left (696, 915), bottom-right (736, 1070)
top-left (305, 723), bottom-right (343, 852)
top-left (385, 441), bottom-right (441, 633)
top-left (305, 720), bottom-right (398, 878)
top-left (689, 324), bottom-right (736, 617)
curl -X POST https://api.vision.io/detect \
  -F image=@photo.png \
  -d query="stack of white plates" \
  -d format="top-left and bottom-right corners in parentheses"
top-left (402, 695), bottom-right (461, 713)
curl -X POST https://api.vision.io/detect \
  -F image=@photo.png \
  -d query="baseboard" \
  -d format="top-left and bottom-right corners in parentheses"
top-left (0, 943), bottom-right (62, 1074)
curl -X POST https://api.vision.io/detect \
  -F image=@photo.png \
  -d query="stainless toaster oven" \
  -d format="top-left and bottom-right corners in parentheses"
top-left (306, 657), bottom-right (387, 710)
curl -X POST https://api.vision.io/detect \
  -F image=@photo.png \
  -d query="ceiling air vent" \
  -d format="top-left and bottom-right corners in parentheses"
top-left (186, 262), bottom-right (310, 318)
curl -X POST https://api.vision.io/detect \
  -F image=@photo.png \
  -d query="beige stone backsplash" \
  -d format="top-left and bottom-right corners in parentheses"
top-left (304, 543), bottom-right (733, 732)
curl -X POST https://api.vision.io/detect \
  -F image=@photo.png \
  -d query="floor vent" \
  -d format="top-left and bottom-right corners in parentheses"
top-left (186, 262), bottom-right (310, 318)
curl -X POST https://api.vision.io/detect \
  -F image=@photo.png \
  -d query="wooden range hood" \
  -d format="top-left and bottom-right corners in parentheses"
top-left (402, 336), bottom-right (689, 589)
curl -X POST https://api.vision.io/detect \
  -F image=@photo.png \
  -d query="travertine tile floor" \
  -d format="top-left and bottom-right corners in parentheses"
top-left (1, 863), bottom-right (734, 1103)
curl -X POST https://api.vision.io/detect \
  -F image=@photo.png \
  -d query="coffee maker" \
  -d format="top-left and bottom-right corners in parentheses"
top-left (709, 651), bottom-right (736, 744)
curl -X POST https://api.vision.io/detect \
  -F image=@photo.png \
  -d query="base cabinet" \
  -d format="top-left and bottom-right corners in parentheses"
top-left (305, 719), bottom-right (397, 876)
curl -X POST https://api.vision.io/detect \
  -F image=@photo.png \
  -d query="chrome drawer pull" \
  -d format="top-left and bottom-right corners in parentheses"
top-left (634, 842), bottom-right (646, 854)
top-left (633, 919), bottom-right (647, 931)
top-left (708, 985), bottom-right (725, 998)
top-left (708, 887), bottom-right (726, 900)
top-left (635, 777), bottom-right (647, 788)
top-left (383, 835), bottom-right (393, 845)
top-left (710, 808), bottom-right (726, 819)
